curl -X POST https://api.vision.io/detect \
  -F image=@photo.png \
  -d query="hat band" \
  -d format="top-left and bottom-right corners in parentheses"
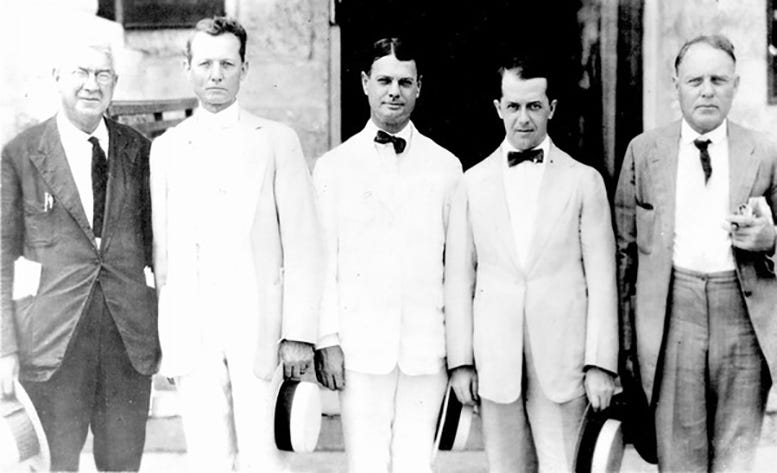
top-left (275, 380), bottom-right (297, 451)
top-left (7, 407), bottom-right (41, 461)
top-left (437, 389), bottom-right (463, 450)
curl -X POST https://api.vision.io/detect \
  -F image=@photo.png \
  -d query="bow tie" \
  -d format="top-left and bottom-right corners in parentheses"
top-left (374, 130), bottom-right (407, 154)
top-left (507, 148), bottom-right (544, 167)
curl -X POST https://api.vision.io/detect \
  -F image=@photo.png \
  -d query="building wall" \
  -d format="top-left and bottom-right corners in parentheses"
top-left (643, 0), bottom-right (777, 136)
top-left (0, 0), bottom-right (333, 167)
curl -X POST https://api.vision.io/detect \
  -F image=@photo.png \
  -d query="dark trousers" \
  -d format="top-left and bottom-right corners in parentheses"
top-left (21, 284), bottom-right (151, 471)
top-left (655, 267), bottom-right (771, 472)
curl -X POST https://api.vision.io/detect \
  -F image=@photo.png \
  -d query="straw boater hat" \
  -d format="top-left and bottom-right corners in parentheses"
top-left (433, 380), bottom-right (473, 456)
top-left (573, 394), bottom-right (626, 473)
top-left (272, 366), bottom-right (322, 453)
top-left (0, 381), bottom-right (50, 472)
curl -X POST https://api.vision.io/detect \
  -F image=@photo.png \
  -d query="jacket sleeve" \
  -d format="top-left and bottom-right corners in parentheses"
top-left (580, 168), bottom-right (619, 373)
top-left (312, 154), bottom-right (340, 348)
top-left (1, 144), bottom-right (23, 356)
top-left (149, 136), bottom-right (168, 289)
top-left (272, 125), bottom-right (324, 344)
top-left (444, 177), bottom-right (476, 369)
top-left (614, 141), bottom-right (639, 361)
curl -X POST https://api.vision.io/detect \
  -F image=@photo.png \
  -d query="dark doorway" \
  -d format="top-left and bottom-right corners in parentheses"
top-left (336, 0), bottom-right (608, 173)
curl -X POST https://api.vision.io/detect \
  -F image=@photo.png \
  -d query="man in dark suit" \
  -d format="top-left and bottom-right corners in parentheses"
top-left (0, 39), bottom-right (158, 471)
top-left (615, 34), bottom-right (777, 472)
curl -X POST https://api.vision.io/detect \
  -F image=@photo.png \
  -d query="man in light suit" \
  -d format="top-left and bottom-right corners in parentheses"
top-left (615, 34), bottom-right (777, 472)
top-left (445, 55), bottom-right (618, 472)
top-left (0, 40), bottom-right (158, 471)
top-left (313, 37), bottom-right (462, 473)
top-left (150, 17), bottom-right (323, 471)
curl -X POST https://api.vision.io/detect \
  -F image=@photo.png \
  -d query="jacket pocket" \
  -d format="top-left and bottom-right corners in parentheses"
top-left (23, 200), bottom-right (56, 247)
top-left (635, 204), bottom-right (655, 254)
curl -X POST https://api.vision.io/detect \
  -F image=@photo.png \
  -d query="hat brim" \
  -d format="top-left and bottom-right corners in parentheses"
top-left (272, 366), bottom-right (321, 453)
top-left (574, 403), bottom-right (625, 473)
top-left (1, 380), bottom-right (50, 471)
top-left (433, 382), bottom-right (473, 453)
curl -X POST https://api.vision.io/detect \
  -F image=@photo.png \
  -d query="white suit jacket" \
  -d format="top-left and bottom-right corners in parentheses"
top-left (150, 107), bottom-right (323, 379)
top-left (445, 141), bottom-right (618, 403)
top-left (314, 121), bottom-right (462, 375)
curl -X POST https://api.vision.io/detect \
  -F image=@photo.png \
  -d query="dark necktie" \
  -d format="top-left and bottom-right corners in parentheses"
top-left (693, 138), bottom-right (712, 184)
top-left (89, 136), bottom-right (108, 239)
top-left (374, 130), bottom-right (407, 154)
top-left (507, 148), bottom-right (544, 167)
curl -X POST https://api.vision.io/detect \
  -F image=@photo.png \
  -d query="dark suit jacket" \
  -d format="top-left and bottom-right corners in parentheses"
top-left (1, 116), bottom-right (159, 382)
top-left (614, 120), bottom-right (777, 403)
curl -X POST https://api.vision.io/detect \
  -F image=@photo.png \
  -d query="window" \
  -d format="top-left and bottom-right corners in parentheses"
top-left (97, 0), bottom-right (225, 29)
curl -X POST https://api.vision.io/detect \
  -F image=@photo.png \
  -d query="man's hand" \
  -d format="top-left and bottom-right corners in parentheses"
top-left (314, 345), bottom-right (345, 391)
top-left (0, 354), bottom-right (19, 398)
top-left (584, 367), bottom-right (615, 412)
top-left (725, 215), bottom-right (776, 252)
top-left (279, 340), bottom-right (314, 380)
top-left (450, 365), bottom-right (479, 406)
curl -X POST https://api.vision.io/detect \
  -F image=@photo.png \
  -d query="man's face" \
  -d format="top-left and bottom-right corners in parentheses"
top-left (55, 46), bottom-right (117, 133)
top-left (361, 54), bottom-right (420, 133)
top-left (494, 71), bottom-right (556, 151)
top-left (186, 32), bottom-right (247, 113)
top-left (674, 42), bottom-right (739, 134)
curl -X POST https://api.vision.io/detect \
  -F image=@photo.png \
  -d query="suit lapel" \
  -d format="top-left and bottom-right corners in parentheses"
top-left (29, 117), bottom-right (96, 243)
top-left (100, 119), bottom-right (133, 251)
top-left (524, 143), bottom-right (575, 274)
top-left (728, 122), bottom-right (758, 211)
top-left (482, 150), bottom-right (523, 274)
top-left (649, 123), bottom-right (680, 243)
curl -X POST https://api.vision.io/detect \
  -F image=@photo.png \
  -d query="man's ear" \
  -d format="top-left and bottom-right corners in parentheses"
top-left (416, 75), bottom-right (422, 98)
top-left (548, 99), bottom-right (557, 120)
top-left (361, 71), bottom-right (370, 95)
top-left (493, 99), bottom-right (503, 119)
top-left (240, 61), bottom-right (249, 81)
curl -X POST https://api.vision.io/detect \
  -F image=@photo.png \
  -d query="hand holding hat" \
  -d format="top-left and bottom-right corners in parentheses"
top-left (314, 345), bottom-right (345, 391)
top-left (279, 340), bottom-right (314, 380)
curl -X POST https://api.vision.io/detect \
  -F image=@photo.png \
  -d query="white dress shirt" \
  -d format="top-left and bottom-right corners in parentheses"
top-left (673, 119), bottom-right (735, 272)
top-left (56, 111), bottom-right (109, 243)
top-left (314, 120), bottom-right (462, 375)
top-left (502, 136), bottom-right (550, 268)
top-left (162, 101), bottom-right (261, 352)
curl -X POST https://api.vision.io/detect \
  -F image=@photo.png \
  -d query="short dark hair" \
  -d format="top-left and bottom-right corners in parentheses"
top-left (363, 37), bottom-right (421, 77)
top-left (186, 16), bottom-right (248, 63)
top-left (495, 55), bottom-right (554, 101)
top-left (674, 34), bottom-right (736, 73)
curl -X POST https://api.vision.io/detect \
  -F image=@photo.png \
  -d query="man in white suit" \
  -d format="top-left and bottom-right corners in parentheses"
top-left (150, 17), bottom-right (323, 472)
top-left (313, 37), bottom-right (462, 473)
top-left (445, 55), bottom-right (618, 472)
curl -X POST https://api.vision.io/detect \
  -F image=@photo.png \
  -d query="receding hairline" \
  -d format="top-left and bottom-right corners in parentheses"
top-left (53, 42), bottom-right (116, 73)
top-left (674, 35), bottom-right (736, 73)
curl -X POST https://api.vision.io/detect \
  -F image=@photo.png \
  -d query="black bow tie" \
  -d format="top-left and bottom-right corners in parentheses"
top-left (374, 130), bottom-right (407, 154)
top-left (507, 148), bottom-right (544, 167)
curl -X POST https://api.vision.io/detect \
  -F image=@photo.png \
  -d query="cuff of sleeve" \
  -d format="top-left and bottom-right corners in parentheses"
top-left (316, 333), bottom-right (340, 350)
top-left (583, 364), bottom-right (617, 378)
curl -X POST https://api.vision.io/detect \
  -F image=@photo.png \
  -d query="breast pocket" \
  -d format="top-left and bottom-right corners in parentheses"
top-left (635, 204), bottom-right (655, 254)
top-left (23, 199), bottom-right (57, 247)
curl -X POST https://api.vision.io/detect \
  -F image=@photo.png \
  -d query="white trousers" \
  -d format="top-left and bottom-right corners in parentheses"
top-left (175, 351), bottom-right (287, 472)
top-left (481, 334), bottom-right (586, 473)
top-left (339, 367), bottom-right (447, 473)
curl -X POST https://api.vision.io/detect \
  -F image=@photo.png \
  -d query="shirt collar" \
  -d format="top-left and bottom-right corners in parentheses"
top-left (56, 111), bottom-right (109, 150)
top-left (365, 119), bottom-right (414, 148)
top-left (681, 118), bottom-right (727, 145)
top-left (501, 135), bottom-right (550, 167)
top-left (194, 100), bottom-right (241, 129)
